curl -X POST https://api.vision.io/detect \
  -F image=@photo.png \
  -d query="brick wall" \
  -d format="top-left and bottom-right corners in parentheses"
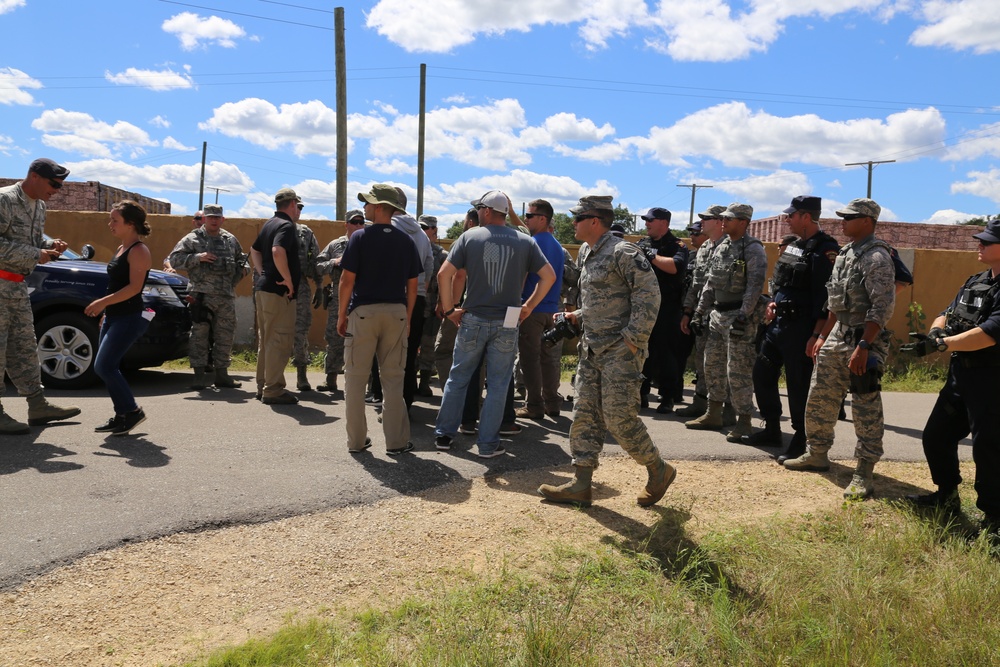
top-left (749, 217), bottom-right (983, 251)
top-left (0, 179), bottom-right (171, 215)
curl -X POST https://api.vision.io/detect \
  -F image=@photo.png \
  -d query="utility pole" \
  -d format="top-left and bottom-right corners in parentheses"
top-left (416, 63), bottom-right (426, 218)
top-left (207, 187), bottom-right (230, 204)
top-left (844, 159), bottom-right (896, 198)
top-left (334, 7), bottom-right (347, 221)
top-left (676, 183), bottom-right (714, 225)
top-left (198, 141), bottom-right (207, 211)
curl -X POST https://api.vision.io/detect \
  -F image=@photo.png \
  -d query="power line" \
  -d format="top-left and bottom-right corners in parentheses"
top-left (256, 0), bottom-right (333, 14)
top-left (157, 0), bottom-right (333, 30)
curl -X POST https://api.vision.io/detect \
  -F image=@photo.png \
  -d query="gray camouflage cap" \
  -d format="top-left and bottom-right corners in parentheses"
top-left (569, 195), bottom-right (614, 215)
top-left (836, 198), bottom-right (881, 221)
top-left (345, 208), bottom-right (365, 223)
top-left (418, 214), bottom-right (438, 228)
top-left (720, 202), bottom-right (753, 221)
top-left (203, 204), bottom-right (224, 217)
top-left (697, 204), bottom-right (727, 220)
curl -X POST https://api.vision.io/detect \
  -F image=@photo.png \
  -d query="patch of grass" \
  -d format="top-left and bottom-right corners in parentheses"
top-left (181, 500), bottom-right (1000, 666)
top-left (882, 361), bottom-right (947, 393)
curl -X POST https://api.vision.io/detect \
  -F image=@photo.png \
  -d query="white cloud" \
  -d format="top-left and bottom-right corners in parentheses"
top-left (0, 67), bottom-right (42, 106)
top-left (64, 159), bottom-right (255, 194)
top-left (162, 12), bottom-right (248, 51)
top-left (150, 115), bottom-right (171, 129)
top-left (944, 121), bottom-right (1000, 161)
top-left (952, 168), bottom-right (1000, 205)
top-left (366, 158), bottom-right (417, 175)
top-left (32, 110), bottom-right (157, 158)
top-left (443, 94), bottom-right (468, 104)
top-left (435, 168), bottom-right (620, 214)
top-left (105, 67), bottom-right (195, 91)
top-left (706, 169), bottom-right (814, 216)
top-left (0, 0), bottom-right (25, 15)
top-left (920, 208), bottom-right (983, 225)
top-left (0, 134), bottom-right (17, 156)
top-left (199, 98), bottom-right (339, 156)
top-left (910, 0), bottom-right (1000, 54)
top-left (162, 136), bottom-right (196, 151)
top-left (625, 102), bottom-right (946, 170)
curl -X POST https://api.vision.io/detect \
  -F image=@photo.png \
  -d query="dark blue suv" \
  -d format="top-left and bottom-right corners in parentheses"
top-left (28, 239), bottom-right (192, 389)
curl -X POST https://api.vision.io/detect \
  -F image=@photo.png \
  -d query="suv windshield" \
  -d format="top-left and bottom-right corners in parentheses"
top-left (43, 234), bottom-right (83, 260)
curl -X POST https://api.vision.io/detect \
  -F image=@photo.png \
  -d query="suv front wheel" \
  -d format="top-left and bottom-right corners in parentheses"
top-left (35, 312), bottom-right (100, 389)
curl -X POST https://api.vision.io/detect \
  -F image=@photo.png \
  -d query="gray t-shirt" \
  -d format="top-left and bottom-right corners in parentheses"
top-left (447, 225), bottom-right (549, 320)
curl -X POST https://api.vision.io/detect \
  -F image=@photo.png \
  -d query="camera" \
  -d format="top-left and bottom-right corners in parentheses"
top-left (542, 312), bottom-right (580, 348)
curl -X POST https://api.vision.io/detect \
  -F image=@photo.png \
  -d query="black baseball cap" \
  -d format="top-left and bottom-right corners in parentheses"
top-left (29, 158), bottom-right (70, 181)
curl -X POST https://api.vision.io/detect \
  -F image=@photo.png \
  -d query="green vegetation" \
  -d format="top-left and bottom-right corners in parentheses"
top-left (183, 500), bottom-right (1000, 666)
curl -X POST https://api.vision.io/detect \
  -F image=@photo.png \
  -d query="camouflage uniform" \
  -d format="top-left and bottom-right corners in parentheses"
top-left (292, 223), bottom-right (321, 367)
top-left (805, 234), bottom-right (895, 462)
top-left (167, 227), bottom-right (249, 369)
top-left (315, 235), bottom-right (349, 374)
top-left (561, 246), bottom-right (581, 310)
top-left (0, 183), bottom-right (61, 398)
top-left (570, 231), bottom-right (661, 468)
top-left (696, 232), bottom-right (767, 415)
top-left (682, 238), bottom-right (723, 399)
top-left (418, 242), bottom-right (448, 373)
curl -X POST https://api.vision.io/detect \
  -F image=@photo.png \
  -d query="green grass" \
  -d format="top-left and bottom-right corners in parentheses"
top-left (181, 500), bottom-right (1000, 666)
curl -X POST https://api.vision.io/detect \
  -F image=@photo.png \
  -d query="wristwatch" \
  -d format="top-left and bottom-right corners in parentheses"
top-left (934, 337), bottom-right (949, 353)
top-left (857, 340), bottom-right (870, 350)
top-left (443, 307), bottom-right (456, 317)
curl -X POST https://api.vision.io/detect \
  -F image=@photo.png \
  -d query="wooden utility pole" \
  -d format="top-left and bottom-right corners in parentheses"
top-left (676, 183), bottom-right (713, 225)
top-left (198, 141), bottom-right (207, 211)
top-left (335, 7), bottom-right (347, 221)
top-left (844, 159), bottom-right (896, 198)
top-left (416, 64), bottom-right (426, 218)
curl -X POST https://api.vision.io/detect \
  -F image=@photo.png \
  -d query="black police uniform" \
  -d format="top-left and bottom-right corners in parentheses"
top-left (637, 232), bottom-right (690, 407)
top-left (919, 269), bottom-right (1000, 521)
top-left (751, 230), bottom-right (839, 446)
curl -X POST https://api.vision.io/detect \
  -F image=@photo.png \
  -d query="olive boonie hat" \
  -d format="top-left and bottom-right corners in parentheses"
top-left (275, 187), bottom-right (301, 204)
top-left (358, 183), bottom-right (406, 212)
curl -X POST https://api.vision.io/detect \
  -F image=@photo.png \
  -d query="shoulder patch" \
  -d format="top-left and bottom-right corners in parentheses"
top-left (825, 250), bottom-right (838, 264)
top-left (634, 253), bottom-right (651, 272)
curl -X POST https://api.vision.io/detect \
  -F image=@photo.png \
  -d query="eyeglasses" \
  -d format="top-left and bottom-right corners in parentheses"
top-left (524, 213), bottom-right (546, 220)
top-left (573, 215), bottom-right (598, 223)
top-left (48, 179), bottom-right (63, 190)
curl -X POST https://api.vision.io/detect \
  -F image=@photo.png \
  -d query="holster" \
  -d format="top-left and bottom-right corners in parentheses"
top-left (187, 293), bottom-right (209, 323)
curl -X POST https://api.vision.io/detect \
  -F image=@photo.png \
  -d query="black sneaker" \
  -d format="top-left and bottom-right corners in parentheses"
top-left (459, 422), bottom-right (477, 434)
top-left (435, 435), bottom-right (453, 451)
top-left (112, 408), bottom-right (146, 436)
top-left (906, 487), bottom-right (960, 514)
top-left (387, 442), bottom-right (414, 456)
top-left (476, 446), bottom-right (506, 459)
top-left (365, 394), bottom-right (383, 407)
top-left (499, 423), bottom-right (522, 436)
top-left (94, 415), bottom-right (123, 433)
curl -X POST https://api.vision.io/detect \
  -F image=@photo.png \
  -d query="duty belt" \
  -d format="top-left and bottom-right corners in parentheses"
top-left (714, 301), bottom-right (741, 312)
top-left (0, 269), bottom-right (25, 283)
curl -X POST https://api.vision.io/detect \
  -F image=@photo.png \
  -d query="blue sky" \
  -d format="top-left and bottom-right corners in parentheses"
top-left (1, 0), bottom-right (999, 229)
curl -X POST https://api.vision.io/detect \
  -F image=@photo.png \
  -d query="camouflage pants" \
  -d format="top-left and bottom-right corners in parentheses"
top-left (293, 280), bottom-right (313, 367)
top-left (569, 339), bottom-right (662, 470)
top-left (189, 292), bottom-right (237, 369)
top-left (805, 325), bottom-right (885, 463)
top-left (434, 316), bottom-right (458, 388)
top-left (692, 330), bottom-right (708, 397)
top-left (704, 307), bottom-right (758, 414)
top-left (322, 295), bottom-right (344, 374)
top-left (0, 296), bottom-right (42, 398)
top-left (418, 313), bottom-right (441, 373)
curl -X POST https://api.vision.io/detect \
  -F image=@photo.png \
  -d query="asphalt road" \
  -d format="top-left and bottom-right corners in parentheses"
top-left (0, 369), bottom-right (956, 589)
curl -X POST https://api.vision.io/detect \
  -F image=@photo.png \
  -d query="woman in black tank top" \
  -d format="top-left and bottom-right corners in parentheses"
top-left (84, 200), bottom-right (153, 436)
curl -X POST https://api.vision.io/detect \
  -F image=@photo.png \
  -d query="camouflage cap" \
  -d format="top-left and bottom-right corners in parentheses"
top-left (275, 187), bottom-right (301, 204)
top-left (836, 198), bottom-right (881, 221)
top-left (569, 195), bottom-right (614, 215)
top-left (697, 204), bottom-right (728, 220)
top-left (29, 157), bottom-right (70, 180)
top-left (720, 202), bottom-right (753, 221)
top-left (358, 183), bottom-right (406, 212)
top-left (203, 204), bottom-right (224, 217)
top-left (418, 214), bottom-right (438, 229)
top-left (345, 208), bottom-right (365, 223)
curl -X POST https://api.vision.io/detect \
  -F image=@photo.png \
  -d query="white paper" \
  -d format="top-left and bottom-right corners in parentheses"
top-left (141, 309), bottom-right (156, 321)
top-left (503, 306), bottom-right (521, 328)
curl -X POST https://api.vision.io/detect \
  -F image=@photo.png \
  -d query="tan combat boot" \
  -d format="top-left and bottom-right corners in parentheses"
top-left (296, 366), bottom-right (311, 391)
top-left (0, 405), bottom-right (30, 435)
top-left (675, 393), bottom-right (707, 418)
top-left (783, 447), bottom-right (831, 472)
top-left (26, 391), bottom-right (81, 425)
top-left (538, 466), bottom-right (593, 507)
top-left (316, 373), bottom-right (338, 392)
top-left (214, 367), bottom-right (242, 388)
top-left (725, 413), bottom-right (754, 443)
top-left (637, 459), bottom-right (676, 507)
top-left (844, 459), bottom-right (876, 500)
top-left (685, 400), bottom-right (723, 430)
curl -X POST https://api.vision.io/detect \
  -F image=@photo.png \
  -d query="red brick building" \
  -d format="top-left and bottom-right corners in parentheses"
top-left (0, 178), bottom-right (171, 215)
top-left (749, 216), bottom-right (982, 251)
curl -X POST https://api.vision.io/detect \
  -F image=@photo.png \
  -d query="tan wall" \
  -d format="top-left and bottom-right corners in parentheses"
top-left (42, 213), bottom-right (987, 355)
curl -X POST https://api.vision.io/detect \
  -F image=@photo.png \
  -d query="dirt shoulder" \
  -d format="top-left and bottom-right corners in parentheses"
top-left (1, 457), bottom-right (939, 667)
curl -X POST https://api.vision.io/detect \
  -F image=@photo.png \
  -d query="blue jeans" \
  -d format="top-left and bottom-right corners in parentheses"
top-left (95, 312), bottom-right (149, 415)
top-left (436, 313), bottom-right (518, 454)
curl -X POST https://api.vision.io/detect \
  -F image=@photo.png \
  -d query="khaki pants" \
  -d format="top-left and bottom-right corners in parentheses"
top-left (344, 303), bottom-right (409, 450)
top-left (517, 311), bottom-right (562, 413)
top-left (255, 291), bottom-right (296, 398)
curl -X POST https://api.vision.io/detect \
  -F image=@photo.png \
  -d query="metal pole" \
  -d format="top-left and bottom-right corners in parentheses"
top-left (676, 183), bottom-right (713, 225)
top-left (416, 63), bottom-right (426, 218)
top-left (845, 160), bottom-right (895, 199)
top-left (198, 141), bottom-right (207, 211)
top-left (335, 7), bottom-right (347, 221)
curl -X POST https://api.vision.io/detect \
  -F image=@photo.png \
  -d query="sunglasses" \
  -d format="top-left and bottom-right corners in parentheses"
top-left (573, 214), bottom-right (598, 223)
top-left (48, 179), bottom-right (63, 190)
top-left (841, 214), bottom-right (866, 221)
top-left (193, 216), bottom-right (203, 221)
top-left (475, 204), bottom-right (490, 210)
top-left (297, 203), bottom-right (304, 210)
top-left (347, 219), bottom-right (364, 225)
top-left (978, 239), bottom-right (998, 247)
top-left (524, 213), bottom-right (546, 220)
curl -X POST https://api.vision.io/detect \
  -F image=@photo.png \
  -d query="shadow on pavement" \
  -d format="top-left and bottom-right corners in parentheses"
top-left (355, 450), bottom-right (471, 503)
top-left (0, 436), bottom-right (84, 475)
top-left (94, 436), bottom-right (171, 468)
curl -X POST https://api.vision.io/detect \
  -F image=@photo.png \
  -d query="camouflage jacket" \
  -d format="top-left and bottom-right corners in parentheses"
top-left (682, 236), bottom-right (723, 313)
top-left (574, 231), bottom-right (660, 355)
top-left (425, 242), bottom-right (448, 316)
top-left (167, 227), bottom-right (249, 296)
top-left (296, 223), bottom-right (321, 282)
top-left (825, 234), bottom-right (895, 329)
top-left (697, 233), bottom-right (767, 318)
top-left (561, 246), bottom-right (581, 309)
top-left (0, 182), bottom-right (58, 299)
top-left (315, 235), bottom-right (349, 282)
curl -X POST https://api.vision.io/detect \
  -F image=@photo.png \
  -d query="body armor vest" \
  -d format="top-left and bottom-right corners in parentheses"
top-left (706, 235), bottom-right (763, 302)
top-left (772, 233), bottom-right (831, 291)
top-left (826, 239), bottom-right (891, 324)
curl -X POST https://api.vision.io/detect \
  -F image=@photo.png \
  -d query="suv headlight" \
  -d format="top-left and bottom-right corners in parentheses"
top-left (143, 283), bottom-right (184, 306)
